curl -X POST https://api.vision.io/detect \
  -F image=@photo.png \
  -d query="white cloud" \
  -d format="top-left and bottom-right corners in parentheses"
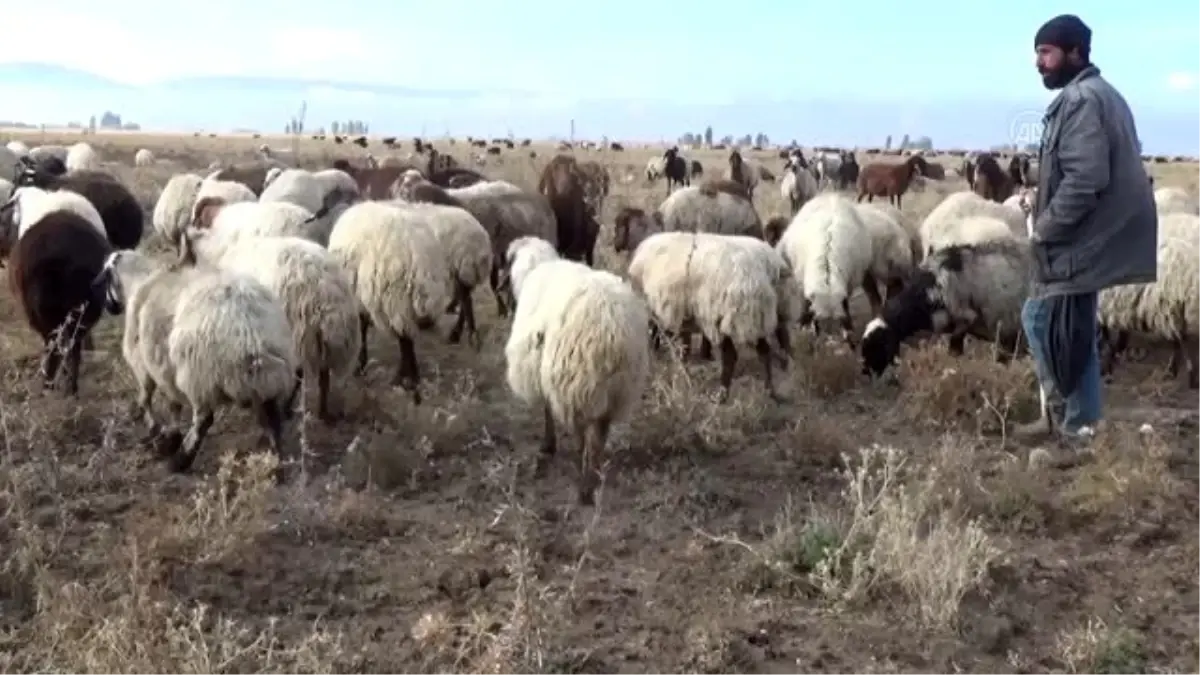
top-left (1166, 71), bottom-right (1198, 92)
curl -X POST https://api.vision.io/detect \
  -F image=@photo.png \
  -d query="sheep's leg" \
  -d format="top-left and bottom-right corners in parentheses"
top-left (256, 398), bottom-right (288, 482)
top-left (392, 333), bottom-right (422, 405)
top-left (166, 406), bottom-right (215, 473)
top-left (698, 337), bottom-right (714, 361)
top-left (948, 330), bottom-right (968, 356)
top-left (775, 319), bottom-right (793, 358)
top-left (840, 298), bottom-right (856, 347)
top-left (40, 340), bottom-right (62, 389)
top-left (856, 191), bottom-right (866, 203)
top-left (1166, 339), bottom-right (1182, 379)
top-left (861, 271), bottom-right (884, 317)
top-left (576, 417), bottom-right (611, 506)
top-left (1184, 336), bottom-right (1199, 389)
top-left (756, 337), bottom-right (789, 402)
top-left (132, 377), bottom-right (165, 444)
top-left (535, 404), bottom-right (557, 477)
top-left (447, 281), bottom-right (469, 344)
top-left (1101, 329), bottom-right (1129, 376)
top-left (316, 368), bottom-right (334, 423)
top-left (490, 265), bottom-right (509, 318)
top-left (717, 337), bottom-right (738, 402)
top-left (355, 313), bottom-right (371, 375)
top-left (284, 367), bottom-right (303, 420)
top-left (63, 335), bottom-right (84, 397)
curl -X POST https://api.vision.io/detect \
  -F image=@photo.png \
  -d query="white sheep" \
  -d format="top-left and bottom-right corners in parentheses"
top-left (503, 236), bottom-right (650, 505)
top-left (192, 199), bottom-right (326, 247)
top-left (186, 230), bottom-right (362, 419)
top-left (1098, 214), bottom-right (1200, 388)
top-left (1154, 186), bottom-right (1198, 215)
top-left (860, 238), bottom-right (1031, 377)
top-left (196, 178), bottom-right (257, 214)
top-left (628, 230), bottom-right (792, 401)
top-left (645, 156), bottom-right (665, 182)
top-left (657, 183), bottom-right (761, 239)
top-left (152, 173), bottom-right (204, 245)
top-left (95, 246), bottom-right (297, 473)
top-left (327, 201), bottom-right (453, 403)
top-left (854, 202), bottom-right (915, 308)
top-left (260, 168), bottom-right (358, 245)
top-left (776, 193), bottom-right (874, 341)
top-left (5, 140), bottom-right (29, 159)
top-left (65, 142), bottom-right (99, 172)
top-left (920, 190), bottom-right (1026, 256)
top-left (392, 200), bottom-right (493, 348)
top-left (134, 148), bottom-right (156, 167)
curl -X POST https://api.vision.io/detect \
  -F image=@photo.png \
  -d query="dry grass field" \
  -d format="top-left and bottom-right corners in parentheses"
top-left (0, 129), bottom-right (1196, 673)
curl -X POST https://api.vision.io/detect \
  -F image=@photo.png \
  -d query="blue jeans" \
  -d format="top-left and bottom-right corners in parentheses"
top-left (1020, 293), bottom-right (1102, 434)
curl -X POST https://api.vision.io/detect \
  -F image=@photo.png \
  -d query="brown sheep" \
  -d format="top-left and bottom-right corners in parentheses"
top-left (1007, 154), bottom-right (1032, 187)
top-left (698, 178), bottom-right (752, 201)
top-left (762, 216), bottom-right (789, 247)
top-left (972, 154), bottom-right (1014, 203)
top-left (612, 206), bottom-right (657, 253)
top-left (690, 159), bottom-right (704, 179)
top-left (575, 160), bottom-right (611, 217)
top-left (190, 196), bottom-right (229, 229)
top-left (209, 161), bottom-right (278, 195)
top-left (855, 155), bottom-right (929, 209)
top-left (537, 154), bottom-right (597, 265)
top-left (725, 149), bottom-right (757, 198)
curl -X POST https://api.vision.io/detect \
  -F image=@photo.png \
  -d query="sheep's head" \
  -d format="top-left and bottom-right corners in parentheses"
top-left (499, 236), bottom-right (559, 303)
top-left (92, 250), bottom-right (155, 316)
top-left (762, 216), bottom-right (788, 247)
top-left (191, 196), bottom-right (227, 230)
top-left (263, 166), bottom-right (285, 190)
top-left (729, 150), bottom-right (743, 169)
top-left (859, 270), bottom-right (942, 377)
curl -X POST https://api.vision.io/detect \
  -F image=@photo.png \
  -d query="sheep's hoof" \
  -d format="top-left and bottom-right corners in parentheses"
top-left (576, 484), bottom-right (596, 507)
top-left (167, 449), bottom-right (196, 473)
top-left (446, 329), bottom-right (463, 345)
top-left (155, 430), bottom-right (184, 457)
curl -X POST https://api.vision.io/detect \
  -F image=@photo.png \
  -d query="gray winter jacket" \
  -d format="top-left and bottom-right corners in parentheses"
top-left (1030, 65), bottom-right (1158, 298)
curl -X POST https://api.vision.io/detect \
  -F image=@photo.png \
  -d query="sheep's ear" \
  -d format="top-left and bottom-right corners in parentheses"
top-left (176, 231), bottom-right (197, 266)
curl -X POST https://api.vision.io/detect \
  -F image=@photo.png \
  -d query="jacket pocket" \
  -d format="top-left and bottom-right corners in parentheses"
top-left (1033, 242), bottom-right (1075, 283)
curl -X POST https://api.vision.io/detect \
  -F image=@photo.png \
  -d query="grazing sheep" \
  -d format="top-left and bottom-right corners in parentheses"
top-left (392, 198), bottom-right (493, 348)
top-left (972, 154), bottom-right (1015, 203)
top-left (860, 239), bottom-right (1031, 377)
top-left (725, 149), bottom-right (759, 199)
top-left (1154, 186), bottom-right (1198, 215)
top-left (919, 191), bottom-right (1026, 256)
top-left (776, 193), bottom-right (875, 339)
top-left (196, 178), bottom-right (257, 214)
top-left (191, 197), bottom-right (327, 247)
top-left (134, 148), bottom-right (155, 167)
top-left (612, 206), bottom-right (657, 254)
top-left (1098, 217), bottom-right (1200, 388)
top-left (627, 230), bottom-right (792, 400)
top-left (186, 231), bottom-right (361, 419)
top-left (538, 155), bottom-right (597, 265)
top-left (327, 201), bottom-right (453, 403)
top-left (661, 147), bottom-right (690, 193)
top-left (28, 145), bottom-right (68, 167)
top-left (856, 155), bottom-right (929, 209)
top-left (428, 167), bottom-right (488, 188)
top-left (503, 236), bottom-right (651, 504)
top-left (259, 168), bottom-right (355, 243)
top-left (15, 167), bottom-right (144, 250)
top-left (65, 143), bottom-right (99, 172)
top-left (643, 182), bottom-right (762, 248)
top-left (95, 245), bottom-right (296, 472)
top-left (781, 158), bottom-right (819, 215)
top-left (854, 202), bottom-right (916, 307)
top-left (152, 173), bottom-right (204, 245)
top-left (0, 187), bottom-right (112, 395)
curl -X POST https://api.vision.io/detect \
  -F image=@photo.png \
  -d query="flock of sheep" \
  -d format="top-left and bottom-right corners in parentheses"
top-left (0, 136), bottom-right (1195, 504)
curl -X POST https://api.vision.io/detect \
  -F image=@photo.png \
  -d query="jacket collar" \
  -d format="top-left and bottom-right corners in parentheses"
top-left (1046, 64), bottom-right (1101, 116)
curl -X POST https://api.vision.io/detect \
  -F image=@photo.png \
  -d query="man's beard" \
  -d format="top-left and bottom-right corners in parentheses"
top-left (1040, 61), bottom-right (1085, 90)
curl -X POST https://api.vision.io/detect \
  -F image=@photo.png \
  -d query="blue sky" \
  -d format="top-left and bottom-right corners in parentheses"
top-left (1, 1), bottom-right (1197, 151)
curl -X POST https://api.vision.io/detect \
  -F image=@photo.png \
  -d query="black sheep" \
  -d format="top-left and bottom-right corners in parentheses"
top-left (0, 192), bottom-right (112, 395)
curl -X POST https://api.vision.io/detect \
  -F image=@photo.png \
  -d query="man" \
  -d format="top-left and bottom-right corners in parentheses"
top-left (1014, 14), bottom-right (1158, 448)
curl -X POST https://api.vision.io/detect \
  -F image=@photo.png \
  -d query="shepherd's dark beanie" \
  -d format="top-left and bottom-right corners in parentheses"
top-left (1035, 14), bottom-right (1092, 56)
